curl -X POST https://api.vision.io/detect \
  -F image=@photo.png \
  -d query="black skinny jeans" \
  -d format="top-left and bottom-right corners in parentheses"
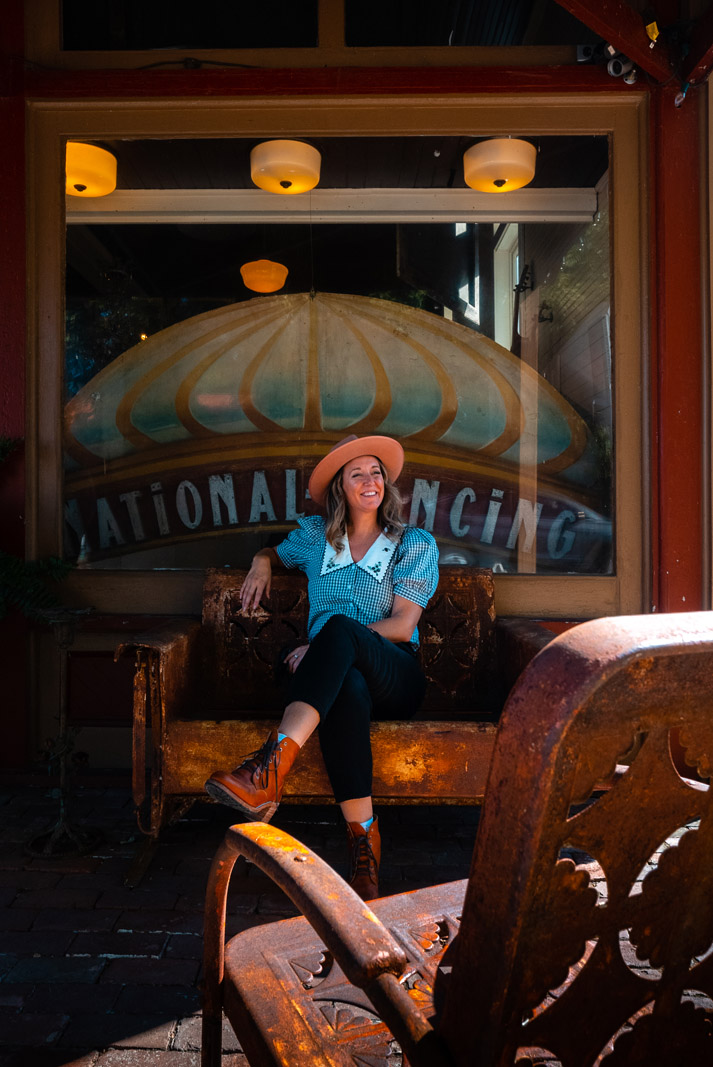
top-left (287, 614), bottom-right (426, 803)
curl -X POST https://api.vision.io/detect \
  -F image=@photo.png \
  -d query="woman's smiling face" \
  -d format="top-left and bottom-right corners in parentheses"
top-left (341, 454), bottom-right (385, 517)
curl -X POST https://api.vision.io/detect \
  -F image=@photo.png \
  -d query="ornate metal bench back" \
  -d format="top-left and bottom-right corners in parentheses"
top-left (201, 564), bottom-right (495, 716)
top-left (438, 613), bottom-right (713, 1064)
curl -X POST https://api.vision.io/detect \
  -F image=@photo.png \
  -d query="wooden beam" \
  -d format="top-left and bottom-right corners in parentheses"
top-left (552, 0), bottom-right (674, 83)
top-left (318, 0), bottom-right (344, 50)
top-left (65, 187), bottom-right (598, 226)
top-left (25, 63), bottom-right (623, 99)
top-left (682, 4), bottom-right (713, 86)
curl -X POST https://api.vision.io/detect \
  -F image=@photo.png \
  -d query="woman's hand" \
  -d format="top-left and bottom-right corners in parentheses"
top-left (240, 552), bottom-right (273, 614)
top-left (284, 644), bottom-right (310, 673)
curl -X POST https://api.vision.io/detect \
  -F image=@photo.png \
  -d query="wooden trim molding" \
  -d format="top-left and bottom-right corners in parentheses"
top-left (26, 91), bottom-right (648, 618)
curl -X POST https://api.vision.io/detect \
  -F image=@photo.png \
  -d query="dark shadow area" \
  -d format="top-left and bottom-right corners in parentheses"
top-left (0, 780), bottom-right (479, 1062)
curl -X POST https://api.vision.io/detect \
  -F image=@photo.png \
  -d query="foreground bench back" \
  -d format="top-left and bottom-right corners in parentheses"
top-left (203, 612), bottom-right (713, 1066)
top-left (443, 610), bottom-right (713, 1064)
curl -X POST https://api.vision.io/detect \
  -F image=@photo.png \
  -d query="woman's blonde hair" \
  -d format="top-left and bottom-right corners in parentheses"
top-left (325, 459), bottom-right (404, 551)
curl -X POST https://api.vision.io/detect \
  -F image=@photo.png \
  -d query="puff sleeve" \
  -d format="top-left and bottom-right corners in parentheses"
top-left (274, 515), bottom-right (326, 570)
top-left (392, 527), bottom-right (439, 608)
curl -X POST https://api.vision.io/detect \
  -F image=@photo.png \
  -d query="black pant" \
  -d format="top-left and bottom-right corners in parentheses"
top-left (287, 614), bottom-right (426, 803)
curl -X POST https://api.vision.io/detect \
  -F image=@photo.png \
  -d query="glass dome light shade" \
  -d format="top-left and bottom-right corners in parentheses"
top-left (463, 138), bottom-right (536, 193)
top-left (66, 142), bottom-right (117, 197)
top-left (240, 259), bottom-right (289, 293)
top-left (250, 139), bottom-right (321, 194)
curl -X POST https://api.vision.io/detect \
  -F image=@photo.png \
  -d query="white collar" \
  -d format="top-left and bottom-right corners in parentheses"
top-left (321, 530), bottom-right (397, 582)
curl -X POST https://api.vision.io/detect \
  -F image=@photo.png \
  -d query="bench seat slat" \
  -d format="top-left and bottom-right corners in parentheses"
top-left (162, 718), bottom-right (497, 802)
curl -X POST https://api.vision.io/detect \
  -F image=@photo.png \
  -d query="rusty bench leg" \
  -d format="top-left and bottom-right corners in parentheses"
top-left (124, 835), bottom-right (159, 887)
top-left (125, 796), bottom-right (197, 886)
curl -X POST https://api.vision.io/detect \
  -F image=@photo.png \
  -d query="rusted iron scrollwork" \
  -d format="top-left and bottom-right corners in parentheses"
top-left (202, 613), bottom-right (713, 1067)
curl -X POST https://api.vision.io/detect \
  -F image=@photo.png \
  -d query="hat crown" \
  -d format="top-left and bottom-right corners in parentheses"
top-left (329, 435), bottom-right (358, 454)
top-left (308, 434), bottom-right (404, 508)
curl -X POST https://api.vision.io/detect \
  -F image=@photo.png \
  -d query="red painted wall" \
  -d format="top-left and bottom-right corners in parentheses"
top-left (0, 7), bottom-right (25, 546)
top-left (0, 3), bottom-right (29, 766)
top-left (25, 63), bottom-right (626, 99)
top-left (651, 84), bottom-right (706, 612)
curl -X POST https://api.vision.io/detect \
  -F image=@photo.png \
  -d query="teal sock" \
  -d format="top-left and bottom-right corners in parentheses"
top-left (360, 816), bottom-right (374, 831)
top-left (277, 733), bottom-right (287, 743)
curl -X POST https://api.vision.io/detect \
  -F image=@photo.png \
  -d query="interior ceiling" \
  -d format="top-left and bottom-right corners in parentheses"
top-left (107, 135), bottom-right (608, 192)
top-left (67, 134), bottom-right (608, 301)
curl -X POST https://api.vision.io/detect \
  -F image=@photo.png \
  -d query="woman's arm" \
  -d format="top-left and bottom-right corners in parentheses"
top-left (367, 595), bottom-right (423, 645)
top-left (240, 547), bottom-right (281, 613)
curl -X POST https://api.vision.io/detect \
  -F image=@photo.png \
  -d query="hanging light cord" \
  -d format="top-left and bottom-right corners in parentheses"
top-left (138, 57), bottom-right (259, 71)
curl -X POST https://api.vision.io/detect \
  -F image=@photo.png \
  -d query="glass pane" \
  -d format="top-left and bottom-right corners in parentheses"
top-left (345, 0), bottom-right (599, 47)
top-left (63, 142), bottom-right (612, 576)
top-left (61, 1), bottom-right (318, 50)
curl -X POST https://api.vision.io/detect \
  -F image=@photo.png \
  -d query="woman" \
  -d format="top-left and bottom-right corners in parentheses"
top-left (205, 434), bottom-right (439, 900)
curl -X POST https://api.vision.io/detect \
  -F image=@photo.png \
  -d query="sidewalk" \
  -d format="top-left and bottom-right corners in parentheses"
top-left (0, 779), bottom-right (478, 1066)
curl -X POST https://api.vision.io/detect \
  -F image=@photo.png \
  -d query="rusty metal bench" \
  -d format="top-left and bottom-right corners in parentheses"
top-left (202, 611), bottom-right (713, 1066)
top-left (117, 565), bottom-right (551, 863)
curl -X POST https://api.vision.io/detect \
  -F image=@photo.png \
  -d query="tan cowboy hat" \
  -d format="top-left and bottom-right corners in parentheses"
top-left (308, 435), bottom-right (404, 508)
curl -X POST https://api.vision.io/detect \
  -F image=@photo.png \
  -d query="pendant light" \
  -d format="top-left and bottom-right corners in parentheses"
top-left (463, 138), bottom-right (536, 193)
top-left (240, 259), bottom-right (289, 293)
top-left (65, 142), bottom-right (117, 197)
top-left (250, 140), bottom-right (321, 195)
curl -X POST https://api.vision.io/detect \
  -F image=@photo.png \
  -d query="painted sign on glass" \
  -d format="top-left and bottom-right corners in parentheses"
top-left (63, 291), bottom-right (611, 573)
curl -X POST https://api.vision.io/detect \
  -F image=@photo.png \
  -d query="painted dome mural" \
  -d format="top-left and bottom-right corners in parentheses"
top-left (65, 292), bottom-right (593, 481)
top-left (63, 293), bottom-right (609, 571)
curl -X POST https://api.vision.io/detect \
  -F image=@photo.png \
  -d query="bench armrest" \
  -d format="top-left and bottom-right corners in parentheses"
top-left (115, 617), bottom-right (202, 716)
top-left (115, 618), bottom-right (201, 812)
top-left (496, 617), bottom-right (558, 694)
top-left (115, 617), bottom-right (201, 660)
top-left (203, 822), bottom-right (449, 1067)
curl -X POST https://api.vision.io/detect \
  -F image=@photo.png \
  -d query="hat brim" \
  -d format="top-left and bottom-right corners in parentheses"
top-left (308, 435), bottom-right (404, 508)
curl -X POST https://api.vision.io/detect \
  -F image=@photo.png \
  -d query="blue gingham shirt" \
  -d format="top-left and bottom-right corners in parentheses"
top-left (274, 516), bottom-right (439, 645)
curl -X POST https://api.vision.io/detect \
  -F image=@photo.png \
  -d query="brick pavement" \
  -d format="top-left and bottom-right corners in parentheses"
top-left (0, 779), bottom-right (478, 1066)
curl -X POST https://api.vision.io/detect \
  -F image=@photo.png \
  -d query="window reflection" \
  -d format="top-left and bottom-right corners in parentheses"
top-left (64, 151), bottom-right (612, 577)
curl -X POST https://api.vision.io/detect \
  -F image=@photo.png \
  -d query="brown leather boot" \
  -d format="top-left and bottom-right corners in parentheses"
top-left (346, 817), bottom-right (381, 901)
top-left (204, 730), bottom-right (300, 822)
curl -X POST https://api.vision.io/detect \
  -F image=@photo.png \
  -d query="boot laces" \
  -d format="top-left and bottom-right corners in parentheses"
top-left (235, 736), bottom-right (282, 794)
top-left (351, 831), bottom-right (377, 881)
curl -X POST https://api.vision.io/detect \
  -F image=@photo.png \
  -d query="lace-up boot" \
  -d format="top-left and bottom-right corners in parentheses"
top-left (346, 817), bottom-right (381, 901)
top-left (204, 730), bottom-right (300, 822)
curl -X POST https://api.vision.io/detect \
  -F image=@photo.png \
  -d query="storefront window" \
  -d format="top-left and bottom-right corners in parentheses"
top-left (63, 139), bottom-right (612, 576)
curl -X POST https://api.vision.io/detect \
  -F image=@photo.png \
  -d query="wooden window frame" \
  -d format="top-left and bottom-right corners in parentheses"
top-left (26, 0), bottom-right (580, 71)
top-left (26, 92), bottom-right (649, 620)
top-left (709, 77), bottom-right (713, 607)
